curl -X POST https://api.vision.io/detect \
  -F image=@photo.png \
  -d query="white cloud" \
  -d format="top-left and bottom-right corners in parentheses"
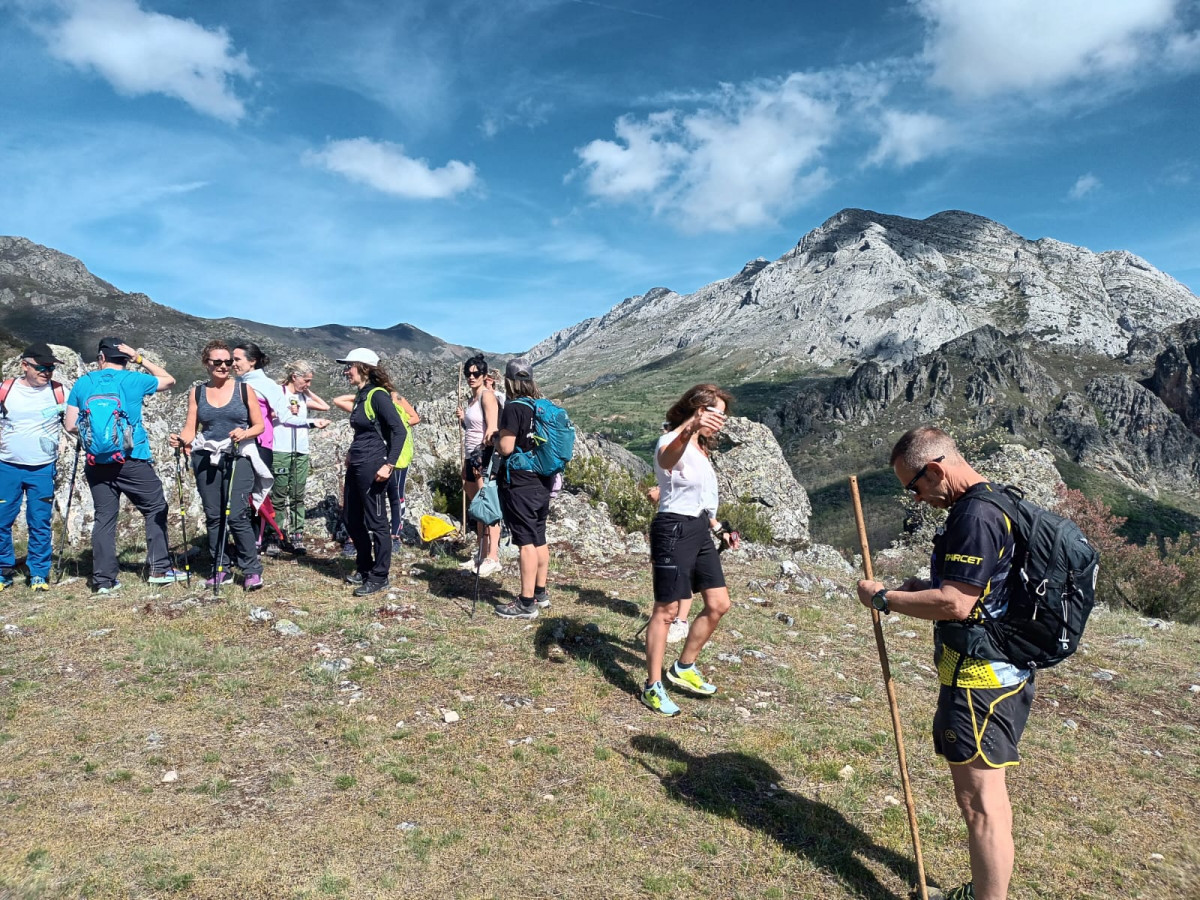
top-left (306, 138), bottom-right (478, 200)
top-left (574, 77), bottom-right (839, 231)
top-left (1069, 173), bottom-right (1102, 200)
top-left (42, 0), bottom-right (253, 122)
top-left (914, 0), bottom-right (1196, 97)
top-left (868, 110), bottom-right (954, 166)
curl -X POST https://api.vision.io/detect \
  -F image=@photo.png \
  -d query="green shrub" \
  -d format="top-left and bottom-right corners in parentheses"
top-left (429, 459), bottom-right (463, 518)
top-left (717, 497), bottom-right (774, 544)
top-left (564, 456), bottom-right (655, 534)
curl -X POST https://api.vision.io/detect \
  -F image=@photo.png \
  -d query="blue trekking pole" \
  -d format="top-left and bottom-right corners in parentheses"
top-left (213, 442), bottom-right (239, 597)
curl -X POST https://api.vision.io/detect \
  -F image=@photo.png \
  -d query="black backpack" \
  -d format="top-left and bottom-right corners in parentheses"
top-left (938, 484), bottom-right (1100, 670)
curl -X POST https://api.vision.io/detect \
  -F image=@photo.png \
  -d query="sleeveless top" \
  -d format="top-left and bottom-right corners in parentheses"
top-left (463, 393), bottom-right (486, 455)
top-left (196, 382), bottom-right (250, 443)
top-left (654, 432), bottom-right (718, 518)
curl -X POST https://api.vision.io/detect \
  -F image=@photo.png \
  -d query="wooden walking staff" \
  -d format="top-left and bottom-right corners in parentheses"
top-left (458, 366), bottom-right (466, 527)
top-left (849, 475), bottom-right (929, 900)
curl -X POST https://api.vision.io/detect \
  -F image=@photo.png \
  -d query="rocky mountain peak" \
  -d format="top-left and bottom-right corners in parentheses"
top-left (0, 236), bottom-right (117, 295)
top-left (532, 208), bottom-right (1200, 391)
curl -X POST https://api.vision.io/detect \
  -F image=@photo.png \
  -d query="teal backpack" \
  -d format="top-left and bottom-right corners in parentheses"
top-left (505, 398), bottom-right (576, 478)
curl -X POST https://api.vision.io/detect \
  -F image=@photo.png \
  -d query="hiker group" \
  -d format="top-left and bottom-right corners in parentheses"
top-left (0, 338), bottom-right (1098, 900)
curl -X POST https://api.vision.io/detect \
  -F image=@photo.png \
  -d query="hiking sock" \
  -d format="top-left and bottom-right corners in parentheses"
top-left (533, 586), bottom-right (548, 599)
top-left (674, 661), bottom-right (696, 671)
top-left (519, 596), bottom-right (536, 608)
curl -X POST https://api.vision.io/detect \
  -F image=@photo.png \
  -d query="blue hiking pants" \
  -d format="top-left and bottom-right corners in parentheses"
top-left (0, 459), bottom-right (57, 579)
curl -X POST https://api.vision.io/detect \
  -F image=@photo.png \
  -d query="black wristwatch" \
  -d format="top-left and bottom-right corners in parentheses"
top-left (871, 588), bottom-right (890, 614)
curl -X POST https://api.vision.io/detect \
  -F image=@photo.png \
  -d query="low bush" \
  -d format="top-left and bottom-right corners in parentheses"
top-left (429, 459), bottom-right (463, 518)
top-left (717, 497), bottom-right (774, 545)
top-left (1055, 486), bottom-right (1199, 623)
top-left (563, 456), bottom-right (655, 534)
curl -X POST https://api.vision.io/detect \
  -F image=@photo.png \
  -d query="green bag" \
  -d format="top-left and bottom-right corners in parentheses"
top-left (363, 387), bottom-right (414, 470)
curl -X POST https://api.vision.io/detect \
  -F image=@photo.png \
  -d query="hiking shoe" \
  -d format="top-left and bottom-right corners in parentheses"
top-left (344, 571), bottom-right (365, 586)
top-left (353, 579), bottom-right (390, 597)
top-left (667, 617), bottom-right (690, 644)
top-left (0, 572), bottom-right (12, 591)
top-left (641, 681), bottom-right (681, 717)
top-left (666, 661), bottom-right (717, 696)
top-left (391, 535), bottom-right (402, 554)
top-left (494, 599), bottom-right (538, 620)
top-left (458, 556), bottom-right (479, 571)
top-left (149, 567), bottom-right (187, 584)
top-left (290, 533), bottom-right (306, 556)
top-left (944, 884), bottom-right (974, 900)
top-left (341, 540), bottom-right (356, 558)
top-left (30, 576), bottom-right (49, 592)
top-left (244, 573), bottom-right (264, 591)
top-left (476, 557), bottom-right (502, 578)
top-left (95, 581), bottom-right (122, 595)
top-left (264, 540), bottom-right (282, 558)
top-left (204, 572), bottom-right (232, 587)
top-left (534, 590), bottom-right (551, 609)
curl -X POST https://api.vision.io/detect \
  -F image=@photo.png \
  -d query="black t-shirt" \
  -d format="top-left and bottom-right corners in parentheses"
top-left (499, 398), bottom-right (552, 489)
top-left (348, 387), bottom-right (405, 468)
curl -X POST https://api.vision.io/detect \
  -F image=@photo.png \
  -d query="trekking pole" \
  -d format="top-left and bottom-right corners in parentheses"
top-left (173, 448), bottom-right (192, 586)
top-left (214, 443), bottom-right (239, 597)
top-left (849, 475), bottom-right (929, 900)
top-left (52, 439), bottom-right (82, 583)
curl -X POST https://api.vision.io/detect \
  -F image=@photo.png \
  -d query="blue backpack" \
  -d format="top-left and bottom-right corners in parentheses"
top-left (505, 397), bottom-right (576, 478)
top-left (78, 385), bottom-right (135, 465)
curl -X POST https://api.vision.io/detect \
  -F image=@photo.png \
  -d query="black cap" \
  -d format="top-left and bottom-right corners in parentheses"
top-left (505, 357), bottom-right (533, 379)
top-left (97, 337), bottom-right (130, 361)
top-left (22, 343), bottom-right (63, 366)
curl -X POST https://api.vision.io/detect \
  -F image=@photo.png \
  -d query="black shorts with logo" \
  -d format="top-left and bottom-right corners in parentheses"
top-left (650, 512), bottom-right (725, 605)
top-left (932, 676), bottom-right (1035, 767)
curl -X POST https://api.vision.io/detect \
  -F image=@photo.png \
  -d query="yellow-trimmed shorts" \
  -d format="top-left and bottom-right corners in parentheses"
top-left (932, 677), bottom-right (1035, 767)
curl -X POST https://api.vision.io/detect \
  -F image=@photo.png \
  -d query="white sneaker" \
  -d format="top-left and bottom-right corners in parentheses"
top-left (458, 557), bottom-right (479, 571)
top-left (667, 617), bottom-right (690, 644)
top-left (476, 558), bottom-right (503, 577)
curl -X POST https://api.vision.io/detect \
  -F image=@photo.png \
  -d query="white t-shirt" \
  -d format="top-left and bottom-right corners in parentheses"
top-left (654, 431), bottom-right (718, 517)
top-left (0, 380), bottom-right (64, 466)
top-left (275, 389), bottom-right (311, 455)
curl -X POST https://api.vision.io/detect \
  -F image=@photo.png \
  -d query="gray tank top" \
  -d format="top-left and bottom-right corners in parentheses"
top-left (195, 382), bottom-right (250, 441)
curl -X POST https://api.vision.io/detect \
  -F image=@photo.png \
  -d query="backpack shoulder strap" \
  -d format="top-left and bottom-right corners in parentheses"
top-left (0, 378), bottom-right (12, 417)
top-left (241, 381), bottom-right (249, 411)
top-left (51, 380), bottom-right (65, 408)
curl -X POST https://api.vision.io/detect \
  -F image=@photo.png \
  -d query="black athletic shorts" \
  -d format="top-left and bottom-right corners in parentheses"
top-left (499, 476), bottom-right (552, 547)
top-left (932, 677), bottom-right (1035, 767)
top-left (649, 512), bottom-right (725, 605)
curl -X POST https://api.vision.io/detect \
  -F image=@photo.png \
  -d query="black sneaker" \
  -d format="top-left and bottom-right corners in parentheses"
top-left (495, 599), bottom-right (539, 620)
top-left (290, 533), bottom-right (306, 556)
top-left (344, 572), bottom-right (365, 586)
top-left (353, 579), bottom-right (390, 597)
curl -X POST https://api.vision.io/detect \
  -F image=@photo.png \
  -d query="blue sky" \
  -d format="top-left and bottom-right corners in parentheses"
top-left (2, 0), bottom-right (1198, 352)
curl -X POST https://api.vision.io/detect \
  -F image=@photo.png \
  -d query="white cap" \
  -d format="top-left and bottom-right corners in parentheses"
top-left (335, 347), bottom-right (380, 366)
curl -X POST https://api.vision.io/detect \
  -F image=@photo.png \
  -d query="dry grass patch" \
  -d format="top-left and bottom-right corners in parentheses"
top-left (0, 544), bottom-right (1197, 898)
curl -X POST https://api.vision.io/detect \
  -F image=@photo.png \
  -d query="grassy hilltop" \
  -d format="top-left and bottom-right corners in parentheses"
top-left (1, 541), bottom-right (1197, 899)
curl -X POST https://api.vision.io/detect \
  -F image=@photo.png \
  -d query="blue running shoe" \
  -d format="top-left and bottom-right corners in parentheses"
top-left (641, 681), bottom-right (680, 717)
top-left (29, 576), bottom-right (50, 592)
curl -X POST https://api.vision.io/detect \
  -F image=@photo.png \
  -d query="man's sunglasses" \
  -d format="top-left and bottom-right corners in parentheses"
top-left (905, 456), bottom-right (945, 495)
top-left (24, 362), bottom-right (55, 373)
top-left (206, 359), bottom-right (232, 368)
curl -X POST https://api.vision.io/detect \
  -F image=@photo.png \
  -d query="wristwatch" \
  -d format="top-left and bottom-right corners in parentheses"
top-left (871, 588), bottom-right (890, 614)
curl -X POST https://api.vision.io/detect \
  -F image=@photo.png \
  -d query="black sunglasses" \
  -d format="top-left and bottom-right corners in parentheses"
top-left (465, 369), bottom-right (483, 377)
top-left (206, 358), bottom-right (232, 367)
top-left (905, 456), bottom-right (945, 495)
top-left (25, 362), bottom-right (55, 373)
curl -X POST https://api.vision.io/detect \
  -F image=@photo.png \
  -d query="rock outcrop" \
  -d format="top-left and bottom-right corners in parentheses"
top-left (713, 417), bottom-right (812, 543)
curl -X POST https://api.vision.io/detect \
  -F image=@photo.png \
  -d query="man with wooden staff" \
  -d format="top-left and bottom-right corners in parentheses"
top-left (856, 425), bottom-right (1034, 900)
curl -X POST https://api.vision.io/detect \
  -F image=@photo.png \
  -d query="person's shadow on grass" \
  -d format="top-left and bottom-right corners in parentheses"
top-left (534, 615), bottom-right (645, 695)
top-left (628, 734), bottom-right (920, 900)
